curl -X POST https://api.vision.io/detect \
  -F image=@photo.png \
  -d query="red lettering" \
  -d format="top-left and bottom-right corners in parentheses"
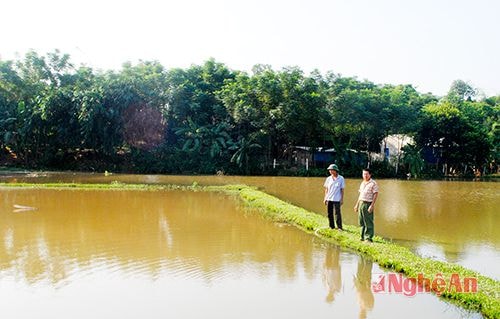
top-left (417, 273), bottom-right (431, 293)
top-left (463, 277), bottom-right (478, 293)
top-left (432, 274), bottom-right (446, 296)
top-left (388, 273), bottom-right (403, 293)
top-left (448, 274), bottom-right (463, 293)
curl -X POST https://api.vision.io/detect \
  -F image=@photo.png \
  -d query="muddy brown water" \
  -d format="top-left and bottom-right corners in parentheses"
top-left (0, 187), bottom-right (485, 318)
top-left (3, 172), bottom-right (497, 278)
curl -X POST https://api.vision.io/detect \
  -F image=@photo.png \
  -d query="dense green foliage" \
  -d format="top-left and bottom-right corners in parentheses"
top-left (0, 51), bottom-right (498, 177)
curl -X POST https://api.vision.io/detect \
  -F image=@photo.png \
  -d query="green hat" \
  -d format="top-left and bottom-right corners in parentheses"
top-left (327, 164), bottom-right (339, 171)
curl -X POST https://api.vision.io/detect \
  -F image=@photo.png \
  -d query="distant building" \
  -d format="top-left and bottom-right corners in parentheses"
top-left (376, 134), bottom-right (414, 164)
top-left (291, 146), bottom-right (336, 168)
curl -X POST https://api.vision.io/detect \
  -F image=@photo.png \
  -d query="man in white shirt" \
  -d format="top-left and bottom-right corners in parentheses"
top-left (323, 164), bottom-right (345, 230)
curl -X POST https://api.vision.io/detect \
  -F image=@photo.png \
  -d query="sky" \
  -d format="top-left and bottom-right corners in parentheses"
top-left (2, 0), bottom-right (499, 97)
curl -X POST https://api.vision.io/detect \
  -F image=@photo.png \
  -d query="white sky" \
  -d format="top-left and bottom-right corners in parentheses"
top-left (2, 0), bottom-right (499, 96)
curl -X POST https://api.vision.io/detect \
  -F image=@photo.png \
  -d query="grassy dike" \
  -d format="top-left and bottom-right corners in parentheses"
top-left (1, 182), bottom-right (499, 318)
top-left (213, 185), bottom-right (500, 318)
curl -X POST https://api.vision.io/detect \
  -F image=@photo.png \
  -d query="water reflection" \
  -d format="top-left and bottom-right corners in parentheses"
top-left (354, 257), bottom-right (374, 319)
top-left (322, 245), bottom-right (342, 303)
top-left (0, 188), bottom-right (322, 286)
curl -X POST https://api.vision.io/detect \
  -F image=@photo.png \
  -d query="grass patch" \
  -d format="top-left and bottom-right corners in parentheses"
top-left (1, 182), bottom-right (499, 318)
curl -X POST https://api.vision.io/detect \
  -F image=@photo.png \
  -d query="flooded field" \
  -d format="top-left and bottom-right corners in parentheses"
top-left (1, 172), bottom-right (497, 279)
top-left (0, 187), bottom-right (483, 318)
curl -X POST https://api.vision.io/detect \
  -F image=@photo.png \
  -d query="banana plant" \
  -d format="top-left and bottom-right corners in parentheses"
top-left (175, 118), bottom-right (232, 158)
top-left (229, 136), bottom-right (262, 173)
top-left (402, 144), bottom-right (425, 178)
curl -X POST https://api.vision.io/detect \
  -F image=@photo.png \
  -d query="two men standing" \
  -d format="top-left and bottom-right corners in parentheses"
top-left (323, 165), bottom-right (379, 242)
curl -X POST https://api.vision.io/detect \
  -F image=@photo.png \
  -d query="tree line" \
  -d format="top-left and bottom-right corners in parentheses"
top-left (0, 50), bottom-right (498, 177)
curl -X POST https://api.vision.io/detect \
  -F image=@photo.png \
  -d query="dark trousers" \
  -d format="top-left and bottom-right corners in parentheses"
top-left (327, 201), bottom-right (343, 229)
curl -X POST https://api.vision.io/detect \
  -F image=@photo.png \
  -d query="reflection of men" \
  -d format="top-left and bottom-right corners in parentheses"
top-left (354, 257), bottom-right (374, 319)
top-left (323, 164), bottom-right (345, 230)
top-left (354, 168), bottom-right (378, 242)
top-left (323, 245), bottom-right (342, 303)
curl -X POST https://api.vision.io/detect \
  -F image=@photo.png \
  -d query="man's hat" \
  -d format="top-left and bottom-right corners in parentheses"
top-left (327, 164), bottom-right (339, 171)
